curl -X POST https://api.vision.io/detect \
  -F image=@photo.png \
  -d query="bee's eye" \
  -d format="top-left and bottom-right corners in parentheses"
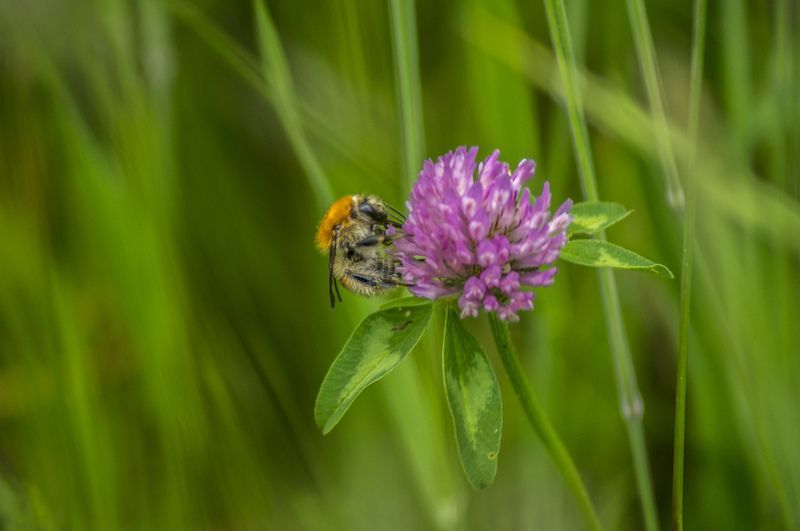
top-left (346, 249), bottom-right (356, 259)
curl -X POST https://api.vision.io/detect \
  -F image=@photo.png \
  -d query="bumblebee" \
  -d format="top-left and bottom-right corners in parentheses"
top-left (316, 194), bottom-right (404, 307)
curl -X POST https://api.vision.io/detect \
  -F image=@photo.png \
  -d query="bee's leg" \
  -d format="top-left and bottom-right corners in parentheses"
top-left (348, 273), bottom-right (377, 287)
top-left (354, 234), bottom-right (385, 247)
top-left (384, 229), bottom-right (403, 244)
top-left (348, 273), bottom-right (398, 290)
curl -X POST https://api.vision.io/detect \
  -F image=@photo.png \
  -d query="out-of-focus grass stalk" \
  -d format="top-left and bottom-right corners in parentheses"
top-left (720, 0), bottom-right (750, 153)
top-left (670, 176), bottom-right (695, 531)
top-left (671, 0), bottom-right (705, 528)
top-left (252, 0), bottom-right (333, 207)
top-left (168, 0), bottom-right (264, 93)
top-left (489, 315), bottom-right (603, 531)
top-left (388, 3), bottom-right (459, 528)
top-left (252, 3), bottom-right (455, 528)
top-left (539, 0), bottom-right (596, 200)
top-left (540, 1), bottom-right (659, 529)
top-left (388, 0), bottom-right (425, 193)
top-left (624, 0), bottom-right (683, 208)
top-left (167, 0), bottom-right (380, 180)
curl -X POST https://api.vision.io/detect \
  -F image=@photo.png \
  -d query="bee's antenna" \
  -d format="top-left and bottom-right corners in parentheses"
top-left (334, 277), bottom-right (343, 303)
top-left (329, 232), bottom-right (341, 308)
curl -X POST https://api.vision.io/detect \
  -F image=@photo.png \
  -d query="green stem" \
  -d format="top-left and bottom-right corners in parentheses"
top-left (540, 1), bottom-right (660, 529)
top-left (672, 0), bottom-right (705, 529)
top-left (671, 185), bottom-right (695, 531)
top-left (488, 314), bottom-right (603, 531)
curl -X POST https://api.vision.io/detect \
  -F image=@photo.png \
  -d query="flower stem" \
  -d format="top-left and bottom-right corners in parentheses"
top-left (488, 314), bottom-right (603, 531)
top-left (540, 1), bottom-right (660, 529)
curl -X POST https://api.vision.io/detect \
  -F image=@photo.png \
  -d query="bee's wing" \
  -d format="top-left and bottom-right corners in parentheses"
top-left (329, 233), bottom-right (343, 308)
top-left (386, 203), bottom-right (406, 223)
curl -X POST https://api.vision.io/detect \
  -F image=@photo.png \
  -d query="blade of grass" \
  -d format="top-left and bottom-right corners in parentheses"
top-left (540, 0), bottom-right (660, 529)
top-left (388, 3), bottom-right (460, 527)
top-left (624, 0), bottom-right (683, 208)
top-left (463, 0), bottom-right (540, 161)
top-left (253, 0), bottom-right (333, 207)
top-left (167, 0), bottom-right (388, 183)
top-left (167, 0), bottom-right (265, 94)
top-left (671, 183), bottom-right (695, 531)
top-left (672, 0), bottom-right (705, 528)
top-left (388, 0), bottom-right (425, 193)
top-left (251, 3), bottom-right (455, 527)
top-left (720, 0), bottom-right (751, 154)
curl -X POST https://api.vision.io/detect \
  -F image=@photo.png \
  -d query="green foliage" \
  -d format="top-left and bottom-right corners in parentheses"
top-left (442, 309), bottom-right (502, 489)
top-left (568, 201), bottom-right (633, 235)
top-left (379, 296), bottom-right (433, 310)
top-left (0, 0), bottom-right (797, 529)
top-left (561, 240), bottom-right (674, 278)
top-left (314, 303), bottom-right (432, 434)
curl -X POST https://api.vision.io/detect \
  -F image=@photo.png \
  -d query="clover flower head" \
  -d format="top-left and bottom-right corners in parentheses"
top-left (393, 147), bottom-right (572, 322)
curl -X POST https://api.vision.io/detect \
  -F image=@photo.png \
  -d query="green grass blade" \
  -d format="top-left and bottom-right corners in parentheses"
top-left (672, 0), bottom-right (706, 528)
top-left (624, 0), bottom-right (683, 208)
top-left (388, 0), bottom-right (425, 193)
top-left (462, 0), bottom-right (540, 161)
top-left (671, 189), bottom-right (696, 531)
top-left (540, 0), bottom-right (597, 200)
top-left (252, 0), bottom-right (334, 207)
top-left (388, 4), bottom-right (461, 527)
top-left (720, 0), bottom-right (751, 152)
top-left (540, 0), bottom-right (661, 528)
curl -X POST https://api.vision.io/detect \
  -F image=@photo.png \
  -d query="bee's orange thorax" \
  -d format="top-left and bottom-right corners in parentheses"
top-left (316, 195), bottom-right (354, 252)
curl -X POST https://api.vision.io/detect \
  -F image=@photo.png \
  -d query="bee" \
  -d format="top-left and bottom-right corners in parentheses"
top-left (316, 194), bottom-right (405, 307)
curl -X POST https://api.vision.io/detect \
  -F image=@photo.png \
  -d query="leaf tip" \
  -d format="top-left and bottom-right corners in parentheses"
top-left (314, 410), bottom-right (337, 435)
top-left (655, 264), bottom-right (675, 279)
top-left (466, 468), bottom-right (497, 490)
top-left (313, 400), bottom-right (330, 433)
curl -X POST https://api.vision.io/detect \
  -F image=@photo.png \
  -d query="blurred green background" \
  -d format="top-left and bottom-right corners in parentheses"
top-left (0, 0), bottom-right (798, 529)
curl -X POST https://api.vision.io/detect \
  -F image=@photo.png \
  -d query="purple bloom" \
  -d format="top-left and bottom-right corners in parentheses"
top-left (394, 147), bottom-right (572, 322)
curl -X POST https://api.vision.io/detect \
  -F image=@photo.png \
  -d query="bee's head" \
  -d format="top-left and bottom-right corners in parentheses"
top-left (352, 194), bottom-right (388, 224)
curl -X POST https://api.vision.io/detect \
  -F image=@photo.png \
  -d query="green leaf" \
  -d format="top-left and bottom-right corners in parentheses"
top-left (378, 296), bottom-right (432, 310)
top-left (568, 201), bottom-right (633, 235)
top-left (442, 309), bottom-right (502, 489)
top-left (560, 239), bottom-right (674, 278)
top-left (314, 303), bottom-right (433, 434)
